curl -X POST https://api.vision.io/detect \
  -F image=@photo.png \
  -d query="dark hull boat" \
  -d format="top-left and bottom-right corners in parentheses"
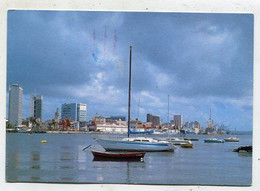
top-left (184, 138), bottom-right (199, 141)
top-left (233, 146), bottom-right (252, 153)
top-left (91, 150), bottom-right (146, 161)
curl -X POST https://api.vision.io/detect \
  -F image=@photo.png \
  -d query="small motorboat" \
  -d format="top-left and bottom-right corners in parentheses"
top-left (204, 137), bottom-right (224, 143)
top-left (180, 141), bottom-right (193, 148)
top-left (233, 146), bottom-right (252, 153)
top-left (224, 136), bottom-right (239, 142)
top-left (91, 150), bottom-right (146, 161)
top-left (165, 137), bottom-right (190, 145)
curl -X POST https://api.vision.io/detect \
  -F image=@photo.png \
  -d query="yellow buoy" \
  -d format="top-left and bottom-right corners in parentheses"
top-left (41, 140), bottom-right (47, 143)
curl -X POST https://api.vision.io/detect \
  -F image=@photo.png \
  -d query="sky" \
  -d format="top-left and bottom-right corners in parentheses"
top-left (6, 11), bottom-right (253, 131)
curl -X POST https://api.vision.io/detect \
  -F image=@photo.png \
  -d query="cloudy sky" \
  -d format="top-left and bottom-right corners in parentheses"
top-left (7, 11), bottom-right (253, 130)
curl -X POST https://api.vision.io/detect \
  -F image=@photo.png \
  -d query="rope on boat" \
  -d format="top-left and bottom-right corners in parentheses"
top-left (82, 144), bottom-right (92, 151)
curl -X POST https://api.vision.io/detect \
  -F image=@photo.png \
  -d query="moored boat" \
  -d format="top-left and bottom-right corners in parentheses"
top-left (204, 137), bottom-right (224, 143)
top-left (184, 138), bottom-right (199, 141)
top-left (224, 136), bottom-right (239, 142)
top-left (91, 150), bottom-right (146, 161)
top-left (96, 46), bottom-right (174, 152)
top-left (180, 141), bottom-right (193, 148)
top-left (97, 137), bottom-right (175, 152)
top-left (165, 137), bottom-right (190, 145)
top-left (233, 146), bottom-right (252, 153)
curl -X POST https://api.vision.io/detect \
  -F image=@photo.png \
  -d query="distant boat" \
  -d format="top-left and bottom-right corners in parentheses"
top-left (165, 137), bottom-right (191, 145)
top-left (204, 137), bottom-right (224, 143)
top-left (91, 150), bottom-right (146, 161)
top-left (184, 138), bottom-right (199, 141)
top-left (204, 108), bottom-right (218, 135)
top-left (224, 136), bottom-right (239, 142)
top-left (233, 146), bottom-right (252, 153)
top-left (96, 46), bottom-right (174, 152)
top-left (180, 141), bottom-right (193, 148)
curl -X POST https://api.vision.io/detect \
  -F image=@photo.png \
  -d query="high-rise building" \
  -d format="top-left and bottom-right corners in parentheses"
top-left (146, 113), bottom-right (160, 125)
top-left (61, 103), bottom-right (87, 122)
top-left (77, 103), bottom-right (87, 122)
top-left (147, 113), bottom-right (153, 123)
top-left (61, 103), bottom-right (77, 121)
top-left (8, 84), bottom-right (23, 126)
top-left (174, 115), bottom-right (183, 129)
top-left (30, 95), bottom-right (43, 121)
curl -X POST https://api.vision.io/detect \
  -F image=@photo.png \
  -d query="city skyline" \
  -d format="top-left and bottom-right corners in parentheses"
top-left (6, 11), bottom-right (253, 130)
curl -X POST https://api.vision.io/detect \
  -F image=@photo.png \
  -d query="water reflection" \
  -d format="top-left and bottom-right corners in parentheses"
top-left (30, 151), bottom-right (41, 170)
top-left (60, 152), bottom-right (73, 161)
top-left (31, 151), bottom-right (40, 161)
top-left (6, 153), bottom-right (21, 181)
top-left (126, 161), bottom-right (146, 183)
top-left (238, 152), bottom-right (252, 157)
top-left (60, 165), bottom-right (74, 169)
top-left (60, 177), bottom-right (73, 181)
top-left (30, 165), bottom-right (40, 169)
top-left (30, 176), bottom-right (40, 181)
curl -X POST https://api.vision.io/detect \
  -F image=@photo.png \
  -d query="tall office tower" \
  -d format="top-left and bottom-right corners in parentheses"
top-left (61, 103), bottom-right (77, 121)
top-left (77, 103), bottom-right (87, 122)
top-left (61, 103), bottom-right (87, 122)
top-left (146, 113), bottom-right (153, 123)
top-left (174, 115), bottom-right (183, 129)
top-left (8, 84), bottom-right (23, 126)
top-left (30, 95), bottom-right (43, 121)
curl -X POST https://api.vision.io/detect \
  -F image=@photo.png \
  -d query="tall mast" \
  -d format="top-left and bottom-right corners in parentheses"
top-left (167, 94), bottom-right (169, 123)
top-left (137, 97), bottom-right (140, 120)
top-left (127, 46), bottom-right (132, 138)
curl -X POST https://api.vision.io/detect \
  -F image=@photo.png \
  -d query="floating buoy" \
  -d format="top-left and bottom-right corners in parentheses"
top-left (41, 140), bottom-right (47, 143)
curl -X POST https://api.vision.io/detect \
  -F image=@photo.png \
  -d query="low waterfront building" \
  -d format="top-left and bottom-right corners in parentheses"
top-left (95, 122), bottom-right (127, 133)
top-left (105, 116), bottom-right (126, 122)
top-left (89, 115), bottom-right (127, 133)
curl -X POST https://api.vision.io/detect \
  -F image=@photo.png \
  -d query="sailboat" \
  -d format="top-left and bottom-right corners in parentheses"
top-left (96, 46), bottom-right (175, 152)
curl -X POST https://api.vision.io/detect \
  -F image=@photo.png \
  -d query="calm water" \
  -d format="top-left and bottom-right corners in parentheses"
top-left (6, 133), bottom-right (252, 185)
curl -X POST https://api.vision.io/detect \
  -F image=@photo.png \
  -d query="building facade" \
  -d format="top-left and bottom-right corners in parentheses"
top-left (54, 107), bottom-right (60, 121)
top-left (77, 103), bottom-right (87, 122)
top-left (30, 95), bottom-right (43, 121)
top-left (105, 116), bottom-right (126, 122)
top-left (146, 113), bottom-right (160, 126)
top-left (61, 103), bottom-right (87, 122)
top-left (174, 115), bottom-right (183, 129)
top-left (8, 84), bottom-right (23, 126)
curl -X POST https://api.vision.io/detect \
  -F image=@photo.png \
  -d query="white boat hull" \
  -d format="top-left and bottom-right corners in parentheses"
top-left (97, 139), bottom-right (175, 152)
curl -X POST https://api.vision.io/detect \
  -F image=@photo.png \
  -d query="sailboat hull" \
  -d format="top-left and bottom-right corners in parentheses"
top-left (97, 139), bottom-right (174, 152)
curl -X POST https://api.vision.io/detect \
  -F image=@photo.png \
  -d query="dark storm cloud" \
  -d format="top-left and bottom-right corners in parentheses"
top-left (7, 11), bottom-right (253, 129)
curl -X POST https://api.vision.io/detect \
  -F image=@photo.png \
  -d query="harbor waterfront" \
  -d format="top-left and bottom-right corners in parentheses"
top-left (6, 132), bottom-right (252, 185)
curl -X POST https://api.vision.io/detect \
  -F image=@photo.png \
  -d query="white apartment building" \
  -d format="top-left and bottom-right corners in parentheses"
top-left (8, 84), bottom-right (23, 126)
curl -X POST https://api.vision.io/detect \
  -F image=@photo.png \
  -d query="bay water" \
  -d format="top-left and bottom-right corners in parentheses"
top-left (6, 132), bottom-right (252, 185)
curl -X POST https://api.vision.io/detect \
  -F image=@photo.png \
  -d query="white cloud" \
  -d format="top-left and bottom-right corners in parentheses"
top-left (155, 73), bottom-right (172, 88)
